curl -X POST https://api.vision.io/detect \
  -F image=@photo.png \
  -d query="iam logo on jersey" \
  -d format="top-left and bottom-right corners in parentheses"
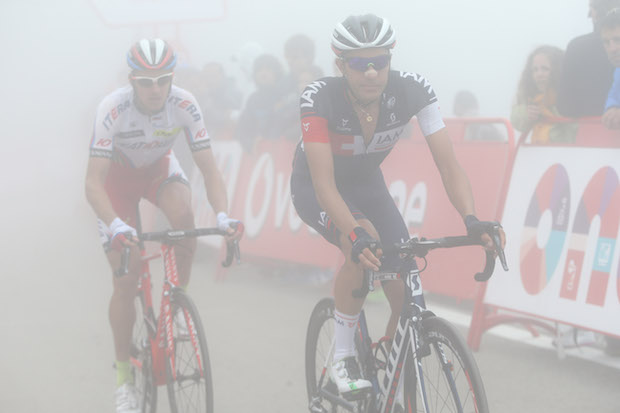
top-left (303, 122), bottom-right (310, 132)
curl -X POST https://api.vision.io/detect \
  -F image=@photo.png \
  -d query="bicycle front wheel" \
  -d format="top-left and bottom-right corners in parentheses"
top-left (305, 297), bottom-right (373, 413)
top-left (131, 292), bottom-right (157, 413)
top-left (165, 290), bottom-right (214, 413)
top-left (404, 316), bottom-right (488, 413)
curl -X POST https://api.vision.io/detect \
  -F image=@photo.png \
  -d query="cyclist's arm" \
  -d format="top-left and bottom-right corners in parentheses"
top-left (425, 127), bottom-right (476, 219)
top-left (426, 127), bottom-right (506, 249)
top-left (85, 156), bottom-right (119, 226)
top-left (304, 141), bottom-right (359, 237)
top-left (192, 148), bottom-right (228, 215)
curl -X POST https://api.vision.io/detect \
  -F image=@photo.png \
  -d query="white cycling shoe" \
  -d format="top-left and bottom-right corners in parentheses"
top-left (115, 383), bottom-right (140, 413)
top-left (330, 356), bottom-right (372, 394)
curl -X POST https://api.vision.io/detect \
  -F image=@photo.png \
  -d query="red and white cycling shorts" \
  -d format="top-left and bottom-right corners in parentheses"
top-left (97, 151), bottom-right (189, 248)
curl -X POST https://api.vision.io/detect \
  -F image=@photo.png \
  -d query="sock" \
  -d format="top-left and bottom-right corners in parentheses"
top-left (333, 309), bottom-right (360, 361)
top-left (116, 360), bottom-right (134, 386)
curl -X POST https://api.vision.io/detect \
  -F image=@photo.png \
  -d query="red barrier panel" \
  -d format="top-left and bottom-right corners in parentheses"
top-left (195, 118), bottom-right (514, 300)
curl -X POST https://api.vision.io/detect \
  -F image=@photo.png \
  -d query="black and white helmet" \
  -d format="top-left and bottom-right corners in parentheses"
top-left (331, 14), bottom-right (396, 56)
top-left (127, 38), bottom-right (177, 71)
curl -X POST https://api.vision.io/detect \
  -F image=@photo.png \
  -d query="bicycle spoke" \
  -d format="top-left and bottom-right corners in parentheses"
top-left (166, 292), bottom-right (213, 413)
top-left (406, 317), bottom-right (488, 413)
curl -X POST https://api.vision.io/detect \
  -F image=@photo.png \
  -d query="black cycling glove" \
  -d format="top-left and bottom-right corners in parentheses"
top-left (464, 215), bottom-right (485, 240)
top-left (348, 226), bottom-right (380, 263)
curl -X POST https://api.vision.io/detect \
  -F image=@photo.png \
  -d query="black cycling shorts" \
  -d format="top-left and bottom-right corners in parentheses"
top-left (290, 169), bottom-right (410, 272)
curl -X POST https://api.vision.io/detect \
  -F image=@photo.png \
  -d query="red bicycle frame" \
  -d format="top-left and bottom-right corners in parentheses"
top-left (133, 244), bottom-right (202, 386)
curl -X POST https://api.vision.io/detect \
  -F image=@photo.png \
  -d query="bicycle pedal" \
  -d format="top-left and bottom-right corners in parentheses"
top-left (308, 397), bottom-right (328, 413)
top-left (342, 387), bottom-right (372, 402)
top-left (323, 380), bottom-right (338, 396)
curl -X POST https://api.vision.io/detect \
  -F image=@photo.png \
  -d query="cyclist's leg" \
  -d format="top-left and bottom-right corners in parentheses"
top-left (292, 176), bottom-right (374, 392)
top-left (106, 244), bottom-right (142, 363)
top-left (100, 164), bottom-right (146, 386)
top-left (149, 152), bottom-right (195, 287)
top-left (351, 170), bottom-right (417, 339)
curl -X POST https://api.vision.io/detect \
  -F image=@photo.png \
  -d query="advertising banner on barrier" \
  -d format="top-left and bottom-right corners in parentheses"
top-left (193, 119), bottom-right (513, 300)
top-left (484, 134), bottom-right (620, 337)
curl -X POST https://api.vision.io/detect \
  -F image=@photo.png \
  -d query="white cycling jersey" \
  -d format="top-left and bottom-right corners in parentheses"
top-left (90, 85), bottom-right (210, 168)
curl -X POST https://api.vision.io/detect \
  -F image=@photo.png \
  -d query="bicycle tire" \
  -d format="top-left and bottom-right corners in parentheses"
top-left (131, 292), bottom-right (157, 413)
top-left (305, 297), bottom-right (373, 413)
top-left (403, 315), bottom-right (489, 413)
top-left (165, 290), bottom-right (214, 413)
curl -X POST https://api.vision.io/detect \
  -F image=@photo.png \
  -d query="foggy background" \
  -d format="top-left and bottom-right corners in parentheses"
top-left (2, 0), bottom-right (615, 412)
top-left (0, 0), bottom-right (592, 263)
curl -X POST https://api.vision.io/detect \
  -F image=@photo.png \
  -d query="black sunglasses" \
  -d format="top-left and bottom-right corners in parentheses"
top-left (343, 55), bottom-right (391, 72)
top-left (131, 73), bottom-right (174, 87)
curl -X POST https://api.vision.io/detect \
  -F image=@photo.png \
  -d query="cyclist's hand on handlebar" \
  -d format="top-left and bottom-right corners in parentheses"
top-left (480, 231), bottom-right (506, 252)
top-left (217, 212), bottom-right (243, 241)
top-left (109, 217), bottom-right (138, 251)
top-left (348, 227), bottom-right (382, 271)
top-left (465, 215), bottom-right (506, 252)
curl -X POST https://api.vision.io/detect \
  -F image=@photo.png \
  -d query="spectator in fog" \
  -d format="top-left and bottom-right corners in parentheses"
top-left (601, 8), bottom-right (620, 128)
top-left (283, 34), bottom-right (324, 90)
top-left (275, 65), bottom-right (326, 142)
top-left (197, 62), bottom-right (242, 139)
top-left (452, 90), bottom-right (504, 141)
top-left (235, 54), bottom-right (286, 151)
top-left (273, 34), bottom-right (325, 142)
top-left (511, 46), bottom-right (576, 143)
top-left (230, 41), bottom-right (264, 101)
top-left (557, 0), bottom-right (619, 117)
top-left (175, 63), bottom-right (242, 140)
top-left (171, 65), bottom-right (204, 175)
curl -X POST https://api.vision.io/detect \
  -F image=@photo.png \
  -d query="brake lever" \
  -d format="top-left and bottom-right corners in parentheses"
top-left (492, 231), bottom-right (509, 271)
top-left (222, 240), bottom-right (236, 267)
top-left (473, 222), bottom-right (508, 282)
top-left (221, 221), bottom-right (243, 267)
top-left (233, 240), bottom-right (241, 264)
top-left (114, 246), bottom-right (131, 277)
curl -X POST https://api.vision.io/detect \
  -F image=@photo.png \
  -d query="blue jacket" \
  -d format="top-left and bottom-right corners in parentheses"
top-left (605, 68), bottom-right (620, 110)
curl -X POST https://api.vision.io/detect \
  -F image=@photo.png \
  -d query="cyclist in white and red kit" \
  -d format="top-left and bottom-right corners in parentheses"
top-left (85, 38), bottom-right (240, 413)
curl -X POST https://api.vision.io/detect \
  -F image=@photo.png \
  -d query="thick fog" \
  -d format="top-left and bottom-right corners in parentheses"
top-left (0, 0), bottom-right (591, 261)
top-left (1, 0), bottom-right (615, 412)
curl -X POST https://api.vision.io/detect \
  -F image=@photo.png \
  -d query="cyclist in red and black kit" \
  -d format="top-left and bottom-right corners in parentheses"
top-left (85, 39), bottom-right (241, 413)
top-left (290, 14), bottom-right (505, 394)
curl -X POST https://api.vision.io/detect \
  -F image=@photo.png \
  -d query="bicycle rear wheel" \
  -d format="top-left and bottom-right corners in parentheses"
top-left (404, 316), bottom-right (488, 413)
top-left (305, 297), bottom-right (373, 413)
top-left (165, 290), bottom-right (214, 413)
top-left (131, 292), bottom-right (157, 413)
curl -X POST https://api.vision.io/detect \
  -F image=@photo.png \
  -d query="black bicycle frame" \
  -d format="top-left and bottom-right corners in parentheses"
top-left (314, 229), bottom-right (507, 413)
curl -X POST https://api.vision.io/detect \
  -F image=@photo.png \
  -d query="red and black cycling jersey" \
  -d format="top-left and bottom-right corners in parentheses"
top-left (292, 70), bottom-right (444, 186)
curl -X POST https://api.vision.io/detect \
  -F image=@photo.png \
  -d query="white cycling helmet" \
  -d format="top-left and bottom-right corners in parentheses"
top-left (331, 14), bottom-right (396, 56)
top-left (127, 38), bottom-right (177, 71)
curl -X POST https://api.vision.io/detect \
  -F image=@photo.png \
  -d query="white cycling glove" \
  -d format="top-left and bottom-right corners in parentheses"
top-left (216, 212), bottom-right (239, 232)
top-left (109, 217), bottom-right (137, 249)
